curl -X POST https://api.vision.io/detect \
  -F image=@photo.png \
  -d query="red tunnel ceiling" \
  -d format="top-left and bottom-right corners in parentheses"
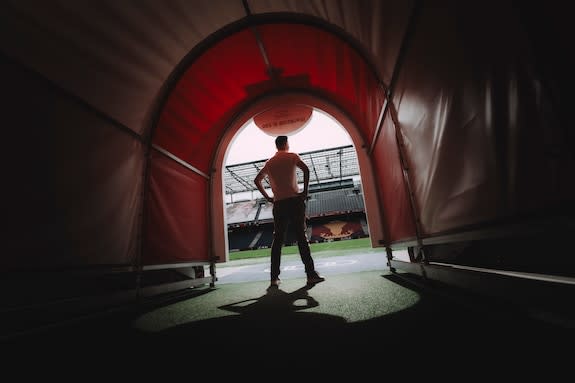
top-left (152, 23), bottom-right (386, 173)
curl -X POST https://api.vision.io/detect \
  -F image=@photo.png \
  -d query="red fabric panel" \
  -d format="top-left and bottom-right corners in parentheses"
top-left (144, 150), bottom-right (210, 265)
top-left (154, 24), bottom-right (384, 173)
top-left (258, 23), bottom-right (384, 143)
top-left (371, 117), bottom-right (416, 242)
top-left (153, 28), bottom-right (268, 173)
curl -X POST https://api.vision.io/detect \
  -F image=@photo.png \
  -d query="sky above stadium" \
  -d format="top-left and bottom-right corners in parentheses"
top-left (225, 109), bottom-right (353, 165)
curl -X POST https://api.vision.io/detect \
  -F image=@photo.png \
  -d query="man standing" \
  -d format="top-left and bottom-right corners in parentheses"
top-left (254, 135), bottom-right (325, 287)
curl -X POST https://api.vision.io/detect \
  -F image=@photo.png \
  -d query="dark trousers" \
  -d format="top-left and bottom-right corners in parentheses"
top-left (270, 196), bottom-right (315, 280)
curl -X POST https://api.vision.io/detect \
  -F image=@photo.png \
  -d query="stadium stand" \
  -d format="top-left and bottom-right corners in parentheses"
top-left (256, 201), bottom-right (274, 222)
top-left (306, 186), bottom-right (364, 217)
top-left (224, 145), bottom-right (368, 251)
top-left (227, 229), bottom-right (257, 251)
top-left (226, 200), bottom-right (259, 225)
top-left (255, 226), bottom-right (274, 248)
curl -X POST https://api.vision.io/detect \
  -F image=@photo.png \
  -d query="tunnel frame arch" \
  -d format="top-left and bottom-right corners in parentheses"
top-left (210, 91), bottom-right (387, 262)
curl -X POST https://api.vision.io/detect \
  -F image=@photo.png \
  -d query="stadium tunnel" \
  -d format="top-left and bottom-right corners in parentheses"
top-left (1, 0), bottom-right (574, 337)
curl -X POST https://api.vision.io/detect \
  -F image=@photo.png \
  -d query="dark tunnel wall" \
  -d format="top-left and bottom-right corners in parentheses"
top-left (1, 56), bottom-right (143, 271)
top-left (390, 1), bottom-right (575, 274)
top-left (391, 1), bottom-right (575, 236)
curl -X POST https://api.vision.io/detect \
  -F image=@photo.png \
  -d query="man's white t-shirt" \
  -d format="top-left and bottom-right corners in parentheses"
top-left (261, 151), bottom-right (302, 201)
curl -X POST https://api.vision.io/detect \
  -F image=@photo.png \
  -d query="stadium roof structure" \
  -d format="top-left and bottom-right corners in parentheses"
top-left (224, 145), bottom-right (360, 196)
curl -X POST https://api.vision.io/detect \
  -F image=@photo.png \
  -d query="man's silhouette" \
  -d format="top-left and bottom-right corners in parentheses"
top-left (254, 135), bottom-right (325, 287)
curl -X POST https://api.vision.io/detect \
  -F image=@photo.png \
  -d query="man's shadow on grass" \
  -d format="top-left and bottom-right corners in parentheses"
top-left (219, 283), bottom-right (321, 318)
top-left (214, 282), bottom-right (347, 343)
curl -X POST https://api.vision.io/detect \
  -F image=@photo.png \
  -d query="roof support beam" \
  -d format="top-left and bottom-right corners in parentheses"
top-left (152, 144), bottom-right (210, 179)
top-left (226, 166), bottom-right (255, 191)
top-left (307, 153), bottom-right (321, 185)
top-left (242, 0), bottom-right (278, 81)
top-left (252, 163), bottom-right (270, 188)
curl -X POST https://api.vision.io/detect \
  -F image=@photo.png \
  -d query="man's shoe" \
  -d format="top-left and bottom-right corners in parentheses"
top-left (270, 279), bottom-right (281, 286)
top-left (307, 273), bottom-right (325, 284)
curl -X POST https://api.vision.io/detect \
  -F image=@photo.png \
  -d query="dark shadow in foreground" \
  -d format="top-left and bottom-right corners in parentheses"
top-left (5, 276), bottom-right (573, 368)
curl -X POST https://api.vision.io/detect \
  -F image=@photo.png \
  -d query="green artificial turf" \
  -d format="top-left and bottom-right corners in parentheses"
top-left (229, 237), bottom-right (385, 260)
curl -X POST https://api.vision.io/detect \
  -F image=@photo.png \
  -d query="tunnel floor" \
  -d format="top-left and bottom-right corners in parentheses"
top-left (3, 258), bottom-right (573, 372)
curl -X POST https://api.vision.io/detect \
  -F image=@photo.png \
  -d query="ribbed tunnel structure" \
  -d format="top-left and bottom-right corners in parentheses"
top-left (1, 0), bottom-right (574, 340)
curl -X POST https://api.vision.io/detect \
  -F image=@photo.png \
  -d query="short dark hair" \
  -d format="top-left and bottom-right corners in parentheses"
top-left (275, 135), bottom-right (288, 149)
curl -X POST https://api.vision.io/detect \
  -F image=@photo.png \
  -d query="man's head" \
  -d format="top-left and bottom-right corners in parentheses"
top-left (275, 135), bottom-right (288, 150)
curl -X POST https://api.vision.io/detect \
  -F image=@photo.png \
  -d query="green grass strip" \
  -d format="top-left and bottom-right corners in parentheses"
top-left (229, 237), bottom-right (375, 260)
